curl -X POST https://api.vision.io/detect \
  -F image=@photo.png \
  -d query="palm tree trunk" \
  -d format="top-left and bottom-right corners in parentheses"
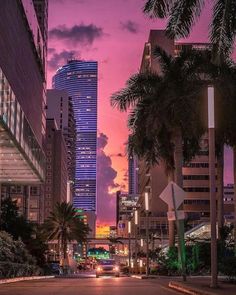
top-left (233, 147), bottom-right (236, 255)
top-left (217, 147), bottom-right (224, 239)
top-left (173, 129), bottom-right (183, 187)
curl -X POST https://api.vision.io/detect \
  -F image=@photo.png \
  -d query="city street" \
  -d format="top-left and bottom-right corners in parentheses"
top-left (0, 277), bottom-right (178, 295)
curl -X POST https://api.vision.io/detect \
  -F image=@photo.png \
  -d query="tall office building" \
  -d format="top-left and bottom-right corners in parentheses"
top-left (138, 30), bottom-right (222, 232)
top-left (0, 1), bottom-right (48, 222)
top-left (46, 89), bottom-right (76, 185)
top-left (128, 154), bottom-right (138, 195)
top-left (52, 60), bottom-right (97, 214)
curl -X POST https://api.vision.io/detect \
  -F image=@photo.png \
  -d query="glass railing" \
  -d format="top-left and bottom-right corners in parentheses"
top-left (0, 67), bottom-right (45, 181)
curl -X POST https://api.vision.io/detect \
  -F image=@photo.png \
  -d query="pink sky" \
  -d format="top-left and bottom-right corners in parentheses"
top-left (47, 0), bottom-right (234, 225)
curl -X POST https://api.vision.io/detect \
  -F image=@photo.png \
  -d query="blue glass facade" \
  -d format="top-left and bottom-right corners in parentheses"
top-left (52, 60), bottom-right (97, 212)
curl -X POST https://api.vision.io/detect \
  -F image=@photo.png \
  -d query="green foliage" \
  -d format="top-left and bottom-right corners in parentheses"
top-left (0, 197), bottom-right (48, 268)
top-left (219, 257), bottom-right (236, 282)
top-left (0, 231), bottom-right (40, 278)
top-left (43, 202), bottom-right (90, 264)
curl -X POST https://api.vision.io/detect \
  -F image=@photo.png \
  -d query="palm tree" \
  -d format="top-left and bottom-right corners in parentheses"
top-left (44, 202), bottom-right (90, 269)
top-left (143, 0), bottom-right (236, 63)
top-left (111, 47), bottom-right (205, 247)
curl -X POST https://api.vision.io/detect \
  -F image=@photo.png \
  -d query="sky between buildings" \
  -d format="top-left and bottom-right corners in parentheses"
top-left (47, 0), bottom-right (234, 225)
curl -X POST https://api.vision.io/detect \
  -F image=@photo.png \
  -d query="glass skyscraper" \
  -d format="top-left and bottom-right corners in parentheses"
top-left (52, 60), bottom-right (97, 212)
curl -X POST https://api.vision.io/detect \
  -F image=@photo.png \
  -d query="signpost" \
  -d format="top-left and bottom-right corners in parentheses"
top-left (160, 181), bottom-right (186, 281)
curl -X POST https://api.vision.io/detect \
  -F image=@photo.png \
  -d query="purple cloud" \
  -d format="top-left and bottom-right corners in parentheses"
top-left (97, 133), bottom-right (119, 224)
top-left (120, 20), bottom-right (139, 34)
top-left (47, 49), bottom-right (79, 71)
top-left (49, 24), bottom-right (105, 46)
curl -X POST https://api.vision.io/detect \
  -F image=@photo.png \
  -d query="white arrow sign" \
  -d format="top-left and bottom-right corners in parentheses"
top-left (159, 181), bottom-right (185, 210)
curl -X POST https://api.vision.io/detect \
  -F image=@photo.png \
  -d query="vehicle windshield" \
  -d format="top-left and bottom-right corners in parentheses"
top-left (97, 260), bottom-right (116, 265)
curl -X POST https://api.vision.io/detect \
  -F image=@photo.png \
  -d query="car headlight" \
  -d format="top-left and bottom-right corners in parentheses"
top-left (97, 267), bottom-right (102, 272)
top-left (114, 266), bottom-right (119, 271)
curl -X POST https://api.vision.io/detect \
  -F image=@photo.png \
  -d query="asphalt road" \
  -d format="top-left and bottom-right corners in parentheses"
top-left (0, 277), bottom-right (179, 295)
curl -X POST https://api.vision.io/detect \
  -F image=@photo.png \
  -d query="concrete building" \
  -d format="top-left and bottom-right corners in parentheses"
top-left (46, 89), bottom-right (76, 199)
top-left (224, 184), bottom-right (235, 222)
top-left (137, 30), bottom-right (220, 235)
top-left (44, 119), bottom-right (68, 219)
top-left (0, 1), bottom-right (48, 222)
top-left (116, 191), bottom-right (139, 238)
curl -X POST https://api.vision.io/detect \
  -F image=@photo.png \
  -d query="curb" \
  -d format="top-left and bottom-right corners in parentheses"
top-left (131, 275), bottom-right (156, 280)
top-left (0, 276), bottom-right (55, 285)
top-left (169, 281), bottom-right (215, 295)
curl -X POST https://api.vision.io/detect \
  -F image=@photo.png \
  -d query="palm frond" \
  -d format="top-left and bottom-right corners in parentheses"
top-left (211, 0), bottom-right (236, 64)
top-left (143, 0), bottom-right (174, 18)
top-left (111, 72), bottom-right (161, 111)
top-left (166, 0), bottom-right (205, 38)
top-left (153, 46), bottom-right (173, 73)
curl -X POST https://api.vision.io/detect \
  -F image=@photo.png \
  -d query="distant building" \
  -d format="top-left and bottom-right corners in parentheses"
top-left (128, 154), bottom-right (139, 195)
top-left (52, 60), bottom-right (97, 212)
top-left (116, 191), bottom-right (138, 238)
top-left (52, 60), bottom-right (97, 236)
top-left (224, 184), bottom-right (234, 222)
top-left (44, 119), bottom-right (68, 219)
top-left (96, 225), bottom-right (111, 239)
top-left (46, 89), bottom-right (76, 193)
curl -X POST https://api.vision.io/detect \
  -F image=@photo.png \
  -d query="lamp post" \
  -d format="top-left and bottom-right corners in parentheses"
top-left (128, 220), bottom-right (131, 275)
top-left (134, 209), bottom-right (138, 273)
top-left (145, 192), bottom-right (149, 276)
top-left (208, 86), bottom-right (217, 288)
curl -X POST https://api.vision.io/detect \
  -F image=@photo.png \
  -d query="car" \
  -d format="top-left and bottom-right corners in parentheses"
top-left (96, 259), bottom-right (120, 278)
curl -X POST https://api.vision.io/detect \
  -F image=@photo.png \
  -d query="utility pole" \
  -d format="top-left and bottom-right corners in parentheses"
top-left (128, 220), bottom-right (131, 275)
top-left (134, 210), bottom-right (138, 274)
top-left (208, 86), bottom-right (218, 288)
top-left (145, 192), bottom-right (149, 276)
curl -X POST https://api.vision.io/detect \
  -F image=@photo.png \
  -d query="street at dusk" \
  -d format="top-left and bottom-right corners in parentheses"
top-left (2, 0), bottom-right (236, 294)
top-left (0, 277), bottom-right (178, 295)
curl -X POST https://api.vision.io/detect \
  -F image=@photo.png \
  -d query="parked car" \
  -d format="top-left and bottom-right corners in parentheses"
top-left (96, 259), bottom-right (120, 278)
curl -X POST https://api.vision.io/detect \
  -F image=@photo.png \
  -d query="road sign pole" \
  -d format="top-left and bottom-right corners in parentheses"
top-left (171, 183), bottom-right (186, 281)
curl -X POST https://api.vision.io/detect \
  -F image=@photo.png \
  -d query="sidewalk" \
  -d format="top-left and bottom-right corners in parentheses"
top-left (0, 276), bottom-right (54, 285)
top-left (169, 277), bottom-right (236, 295)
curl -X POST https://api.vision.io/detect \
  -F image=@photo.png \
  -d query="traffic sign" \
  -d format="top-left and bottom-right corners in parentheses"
top-left (159, 181), bottom-right (185, 210)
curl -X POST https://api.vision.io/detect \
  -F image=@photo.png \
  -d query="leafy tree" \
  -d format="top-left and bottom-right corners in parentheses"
top-left (0, 231), bottom-right (39, 278)
top-left (0, 197), bottom-right (48, 267)
top-left (43, 202), bottom-right (90, 268)
top-left (143, 0), bottom-right (236, 63)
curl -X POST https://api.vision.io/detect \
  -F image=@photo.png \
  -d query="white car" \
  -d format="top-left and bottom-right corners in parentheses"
top-left (96, 259), bottom-right (120, 278)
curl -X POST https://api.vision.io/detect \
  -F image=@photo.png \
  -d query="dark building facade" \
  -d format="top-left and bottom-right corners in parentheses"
top-left (44, 119), bottom-right (68, 219)
top-left (46, 89), bottom-right (76, 185)
top-left (0, 1), bottom-right (48, 222)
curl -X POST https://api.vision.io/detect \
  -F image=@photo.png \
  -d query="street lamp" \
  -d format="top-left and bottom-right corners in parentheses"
top-left (145, 192), bottom-right (149, 276)
top-left (140, 238), bottom-right (144, 247)
top-left (128, 220), bottom-right (131, 275)
top-left (208, 85), bottom-right (217, 288)
top-left (134, 210), bottom-right (138, 274)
